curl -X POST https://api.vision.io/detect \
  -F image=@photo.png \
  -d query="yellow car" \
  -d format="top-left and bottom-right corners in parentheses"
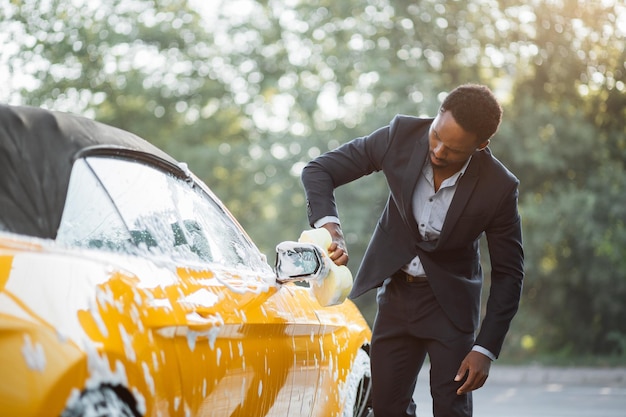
top-left (0, 104), bottom-right (372, 417)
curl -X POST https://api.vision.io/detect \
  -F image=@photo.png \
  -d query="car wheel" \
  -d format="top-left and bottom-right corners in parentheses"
top-left (60, 384), bottom-right (141, 417)
top-left (342, 347), bottom-right (373, 417)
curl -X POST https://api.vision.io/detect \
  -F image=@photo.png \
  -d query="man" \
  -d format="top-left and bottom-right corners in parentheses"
top-left (301, 84), bottom-right (524, 417)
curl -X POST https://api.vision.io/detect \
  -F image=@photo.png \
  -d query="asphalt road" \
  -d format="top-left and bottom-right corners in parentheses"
top-left (412, 365), bottom-right (626, 417)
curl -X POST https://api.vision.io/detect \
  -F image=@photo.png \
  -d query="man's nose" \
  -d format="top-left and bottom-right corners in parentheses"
top-left (433, 143), bottom-right (446, 158)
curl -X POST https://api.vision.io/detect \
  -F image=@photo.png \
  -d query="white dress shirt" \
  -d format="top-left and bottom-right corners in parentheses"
top-left (403, 157), bottom-right (471, 276)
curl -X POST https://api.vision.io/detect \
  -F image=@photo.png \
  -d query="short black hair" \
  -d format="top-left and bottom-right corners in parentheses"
top-left (440, 84), bottom-right (502, 142)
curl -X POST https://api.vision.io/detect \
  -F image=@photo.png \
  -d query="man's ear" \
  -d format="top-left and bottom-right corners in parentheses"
top-left (476, 140), bottom-right (490, 151)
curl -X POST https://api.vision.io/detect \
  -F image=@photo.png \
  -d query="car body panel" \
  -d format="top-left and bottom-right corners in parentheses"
top-left (0, 233), bottom-right (371, 416)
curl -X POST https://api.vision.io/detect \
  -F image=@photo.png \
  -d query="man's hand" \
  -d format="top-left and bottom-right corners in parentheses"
top-left (320, 223), bottom-right (349, 266)
top-left (454, 350), bottom-right (492, 395)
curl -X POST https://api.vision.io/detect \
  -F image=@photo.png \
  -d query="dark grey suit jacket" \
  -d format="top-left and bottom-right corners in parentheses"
top-left (301, 115), bottom-right (524, 357)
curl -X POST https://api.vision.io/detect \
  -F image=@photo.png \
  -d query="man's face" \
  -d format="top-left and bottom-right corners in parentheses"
top-left (428, 110), bottom-right (487, 172)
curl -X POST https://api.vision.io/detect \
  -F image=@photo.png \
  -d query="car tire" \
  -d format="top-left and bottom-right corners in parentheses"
top-left (342, 346), bottom-right (373, 417)
top-left (60, 384), bottom-right (141, 417)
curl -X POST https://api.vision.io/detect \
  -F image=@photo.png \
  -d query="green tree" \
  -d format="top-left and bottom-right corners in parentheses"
top-left (3, 0), bottom-right (625, 358)
top-left (490, 0), bottom-right (626, 357)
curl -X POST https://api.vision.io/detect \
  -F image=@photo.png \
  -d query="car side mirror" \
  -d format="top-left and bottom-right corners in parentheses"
top-left (275, 241), bottom-right (330, 283)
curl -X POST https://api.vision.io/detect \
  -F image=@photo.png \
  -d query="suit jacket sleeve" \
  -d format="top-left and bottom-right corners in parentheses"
top-left (301, 115), bottom-right (432, 227)
top-left (301, 119), bottom-right (397, 226)
top-left (475, 179), bottom-right (524, 357)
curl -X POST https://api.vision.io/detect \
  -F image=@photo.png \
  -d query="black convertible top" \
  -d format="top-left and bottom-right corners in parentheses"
top-left (0, 104), bottom-right (179, 239)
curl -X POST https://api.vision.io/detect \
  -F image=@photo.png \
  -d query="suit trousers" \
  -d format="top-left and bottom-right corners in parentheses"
top-left (370, 276), bottom-right (475, 417)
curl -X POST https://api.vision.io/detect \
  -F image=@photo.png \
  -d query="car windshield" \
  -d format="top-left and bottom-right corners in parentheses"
top-left (56, 156), bottom-right (270, 273)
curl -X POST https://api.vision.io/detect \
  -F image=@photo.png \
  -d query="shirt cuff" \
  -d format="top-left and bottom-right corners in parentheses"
top-left (313, 216), bottom-right (341, 228)
top-left (472, 345), bottom-right (496, 361)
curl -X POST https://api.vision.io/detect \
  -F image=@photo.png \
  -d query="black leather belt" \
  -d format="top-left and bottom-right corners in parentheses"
top-left (392, 270), bottom-right (428, 283)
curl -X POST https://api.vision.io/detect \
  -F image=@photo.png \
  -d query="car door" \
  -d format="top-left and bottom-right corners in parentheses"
top-left (59, 154), bottom-right (325, 416)
top-left (134, 168), bottom-right (325, 417)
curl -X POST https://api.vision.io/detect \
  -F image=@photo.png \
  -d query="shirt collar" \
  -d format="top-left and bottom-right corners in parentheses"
top-left (423, 155), bottom-right (473, 189)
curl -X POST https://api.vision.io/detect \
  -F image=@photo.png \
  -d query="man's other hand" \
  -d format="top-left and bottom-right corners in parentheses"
top-left (454, 350), bottom-right (492, 395)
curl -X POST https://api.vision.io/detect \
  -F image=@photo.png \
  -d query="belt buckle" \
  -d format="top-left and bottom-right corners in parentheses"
top-left (405, 272), bottom-right (427, 283)
top-left (392, 270), bottom-right (427, 283)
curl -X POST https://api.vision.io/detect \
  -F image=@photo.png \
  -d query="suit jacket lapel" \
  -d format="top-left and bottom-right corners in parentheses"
top-left (438, 152), bottom-right (482, 244)
top-left (401, 131), bottom-right (429, 237)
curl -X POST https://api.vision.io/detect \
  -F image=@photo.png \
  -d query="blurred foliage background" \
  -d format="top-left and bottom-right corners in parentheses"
top-left (1, 0), bottom-right (625, 363)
